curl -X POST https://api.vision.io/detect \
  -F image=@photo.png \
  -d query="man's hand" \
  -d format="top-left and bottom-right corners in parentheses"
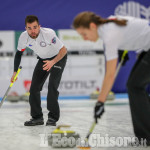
top-left (94, 101), bottom-right (105, 123)
top-left (43, 60), bottom-right (55, 71)
top-left (11, 72), bottom-right (17, 83)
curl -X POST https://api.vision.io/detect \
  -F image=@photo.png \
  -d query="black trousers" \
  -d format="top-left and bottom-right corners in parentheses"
top-left (29, 54), bottom-right (67, 121)
top-left (127, 50), bottom-right (150, 142)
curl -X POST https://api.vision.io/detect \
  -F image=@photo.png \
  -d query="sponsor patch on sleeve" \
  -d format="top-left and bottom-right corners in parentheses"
top-left (52, 37), bottom-right (56, 44)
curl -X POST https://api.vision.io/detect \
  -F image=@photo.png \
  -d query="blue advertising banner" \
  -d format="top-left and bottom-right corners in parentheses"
top-left (0, 0), bottom-right (149, 30)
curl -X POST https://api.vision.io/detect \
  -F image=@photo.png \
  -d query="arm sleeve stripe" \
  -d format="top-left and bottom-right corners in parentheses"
top-left (21, 48), bottom-right (26, 52)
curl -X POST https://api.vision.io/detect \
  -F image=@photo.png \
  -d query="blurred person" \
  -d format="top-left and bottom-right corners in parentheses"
top-left (11, 15), bottom-right (67, 126)
top-left (72, 11), bottom-right (150, 146)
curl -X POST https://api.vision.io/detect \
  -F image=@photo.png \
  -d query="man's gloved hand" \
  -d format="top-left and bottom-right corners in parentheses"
top-left (94, 101), bottom-right (105, 123)
top-left (118, 50), bottom-right (129, 66)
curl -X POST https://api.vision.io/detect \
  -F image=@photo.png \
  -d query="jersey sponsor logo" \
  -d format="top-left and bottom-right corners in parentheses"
top-left (29, 44), bottom-right (32, 47)
top-left (40, 41), bottom-right (47, 47)
top-left (52, 37), bottom-right (56, 44)
top-left (54, 65), bottom-right (61, 69)
top-left (114, 1), bottom-right (150, 21)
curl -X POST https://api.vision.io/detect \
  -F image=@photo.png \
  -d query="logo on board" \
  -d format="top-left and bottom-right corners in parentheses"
top-left (114, 1), bottom-right (150, 21)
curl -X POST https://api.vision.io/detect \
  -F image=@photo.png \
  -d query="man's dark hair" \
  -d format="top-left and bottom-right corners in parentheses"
top-left (25, 15), bottom-right (39, 25)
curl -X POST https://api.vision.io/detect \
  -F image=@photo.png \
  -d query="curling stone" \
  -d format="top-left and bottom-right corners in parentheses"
top-left (90, 88), bottom-right (100, 99)
top-left (106, 91), bottom-right (115, 101)
top-left (7, 91), bottom-right (20, 102)
top-left (48, 125), bottom-right (80, 148)
top-left (90, 88), bottom-right (115, 101)
top-left (20, 92), bottom-right (30, 102)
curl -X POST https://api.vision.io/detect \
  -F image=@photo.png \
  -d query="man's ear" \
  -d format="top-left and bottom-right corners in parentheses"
top-left (25, 27), bottom-right (27, 30)
top-left (89, 22), bottom-right (97, 29)
top-left (38, 24), bottom-right (41, 28)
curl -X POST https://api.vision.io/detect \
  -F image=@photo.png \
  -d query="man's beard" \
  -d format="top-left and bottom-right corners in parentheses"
top-left (29, 32), bottom-right (39, 39)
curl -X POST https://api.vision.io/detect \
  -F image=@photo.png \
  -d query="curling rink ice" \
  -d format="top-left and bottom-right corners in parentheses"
top-left (0, 97), bottom-right (149, 150)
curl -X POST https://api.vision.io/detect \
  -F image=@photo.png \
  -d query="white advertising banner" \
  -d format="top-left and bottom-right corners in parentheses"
top-left (0, 56), bottom-right (37, 97)
top-left (58, 29), bottom-right (103, 51)
top-left (0, 31), bottom-right (15, 52)
top-left (0, 55), bottom-right (105, 97)
top-left (41, 55), bottom-right (105, 96)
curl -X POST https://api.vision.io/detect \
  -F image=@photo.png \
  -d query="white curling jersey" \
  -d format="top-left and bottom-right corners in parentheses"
top-left (98, 16), bottom-right (150, 61)
top-left (17, 27), bottom-right (64, 59)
